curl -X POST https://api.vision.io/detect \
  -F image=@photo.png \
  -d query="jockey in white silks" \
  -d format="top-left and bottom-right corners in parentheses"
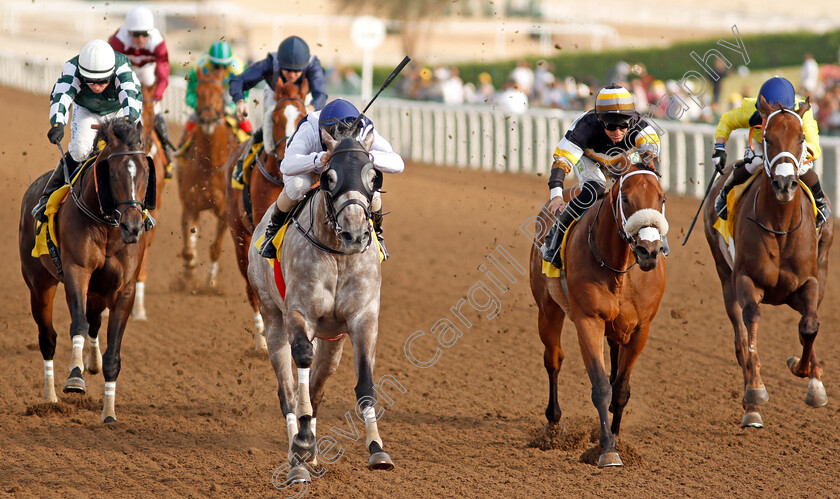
top-left (259, 98), bottom-right (404, 260)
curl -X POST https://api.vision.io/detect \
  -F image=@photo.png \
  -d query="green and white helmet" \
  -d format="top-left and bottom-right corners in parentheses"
top-left (208, 41), bottom-right (233, 66)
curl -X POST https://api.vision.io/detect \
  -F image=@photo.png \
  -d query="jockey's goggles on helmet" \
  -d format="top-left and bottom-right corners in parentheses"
top-left (599, 114), bottom-right (632, 131)
top-left (601, 121), bottom-right (630, 131)
top-left (84, 76), bottom-right (111, 85)
top-left (130, 31), bottom-right (150, 38)
top-left (211, 63), bottom-right (228, 70)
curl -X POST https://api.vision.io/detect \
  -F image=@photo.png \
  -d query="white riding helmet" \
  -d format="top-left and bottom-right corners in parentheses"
top-left (78, 40), bottom-right (116, 81)
top-left (125, 6), bottom-right (155, 32)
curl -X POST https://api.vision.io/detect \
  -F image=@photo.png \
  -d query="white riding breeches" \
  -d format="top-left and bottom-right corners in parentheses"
top-left (69, 105), bottom-right (124, 162)
top-left (282, 172), bottom-right (316, 201)
top-left (574, 155), bottom-right (608, 189)
top-left (263, 86), bottom-right (278, 156)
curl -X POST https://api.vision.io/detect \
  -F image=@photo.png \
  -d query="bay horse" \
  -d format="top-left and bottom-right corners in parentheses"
top-left (132, 82), bottom-right (168, 320)
top-left (177, 70), bottom-right (237, 288)
top-left (529, 158), bottom-right (668, 467)
top-left (18, 118), bottom-right (155, 422)
top-left (702, 96), bottom-right (833, 428)
top-left (225, 81), bottom-right (308, 350)
top-left (248, 129), bottom-right (393, 484)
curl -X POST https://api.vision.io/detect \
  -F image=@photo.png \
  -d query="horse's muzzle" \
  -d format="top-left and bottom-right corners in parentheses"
top-left (118, 209), bottom-right (145, 244)
top-left (771, 175), bottom-right (798, 202)
top-left (339, 227), bottom-right (372, 254)
top-left (632, 241), bottom-right (661, 271)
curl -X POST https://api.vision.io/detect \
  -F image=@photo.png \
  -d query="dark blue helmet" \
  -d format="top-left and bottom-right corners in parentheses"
top-left (277, 36), bottom-right (310, 71)
top-left (758, 77), bottom-right (795, 109)
top-left (319, 99), bottom-right (359, 128)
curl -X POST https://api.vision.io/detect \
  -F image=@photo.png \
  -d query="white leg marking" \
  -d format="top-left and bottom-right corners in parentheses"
top-left (132, 281), bottom-right (147, 321)
top-left (102, 381), bottom-right (117, 422)
top-left (43, 360), bottom-right (57, 403)
top-left (364, 405), bottom-right (383, 448)
top-left (70, 335), bottom-right (85, 372)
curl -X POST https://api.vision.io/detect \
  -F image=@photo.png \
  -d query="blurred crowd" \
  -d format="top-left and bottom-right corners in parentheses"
top-left (324, 53), bottom-right (840, 136)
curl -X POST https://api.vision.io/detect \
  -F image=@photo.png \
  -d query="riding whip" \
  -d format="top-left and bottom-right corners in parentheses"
top-left (682, 166), bottom-right (721, 246)
top-left (350, 56), bottom-right (411, 130)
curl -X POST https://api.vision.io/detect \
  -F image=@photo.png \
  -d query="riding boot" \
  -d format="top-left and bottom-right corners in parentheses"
top-left (372, 209), bottom-right (389, 261)
top-left (259, 205), bottom-right (290, 259)
top-left (801, 171), bottom-right (831, 227)
top-left (540, 195), bottom-right (589, 269)
top-left (154, 114), bottom-right (174, 179)
top-left (32, 152), bottom-right (78, 222)
top-left (714, 161), bottom-right (752, 220)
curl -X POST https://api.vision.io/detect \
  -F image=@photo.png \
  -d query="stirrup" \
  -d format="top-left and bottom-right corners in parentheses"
top-left (815, 201), bottom-right (831, 228)
top-left (714, 193), bottom-right (728, 221)
top-left (376, 235), bottom-right (389, 261)
top-left (259, 232), bottom-right (278, 259)
top-left (32, 198), bottom-right (48, 222)
top-left (540, 224), bottom-right (565, 268)
top-left (233, 160), bottom-right (245, 184)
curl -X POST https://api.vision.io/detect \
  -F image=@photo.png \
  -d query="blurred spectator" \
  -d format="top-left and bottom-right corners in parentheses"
top-left (472, 72), bottom-right (495, 103)
top-left (711, 58), bottom-right (731, 105)
top-left (631, 79), bottom-right (649, 114)
top-left (801, 53), bottom-right (820, 97)
top-left (493, 81), bottom-right (529, 115)
top-left (441, 66), bottom-right (465, 104)
top-left (509, 61), bottom-right (535, 98)
top-left (534, 60), bottom-right (555, 106)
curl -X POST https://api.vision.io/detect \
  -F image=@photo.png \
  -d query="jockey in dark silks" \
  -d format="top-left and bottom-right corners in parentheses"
top-left (229, 35), bottom-right (328, 184)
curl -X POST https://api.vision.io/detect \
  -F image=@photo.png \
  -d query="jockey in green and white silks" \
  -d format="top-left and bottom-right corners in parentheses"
top-left (32, 39), bottom-right (142, 222)
top-left (541, 84), bottom-right (664, 269)
top-left (259, 99), bottom-right (404, 260)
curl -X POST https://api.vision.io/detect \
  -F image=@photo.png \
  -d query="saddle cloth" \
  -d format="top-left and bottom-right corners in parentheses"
top-left (713, 171), bottom-right (818, 244)
top-left (254, 219), bottom-right (385, 300)
top-left (542, 218), bottom-right (579, 277)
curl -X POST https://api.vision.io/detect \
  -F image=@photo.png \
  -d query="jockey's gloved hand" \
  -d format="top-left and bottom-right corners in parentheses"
top-left (712, 143), bottom-right (727, 173)
top-left (743, 147), bottom-right (763, 170)
top-left (235, 100), bottom-right (248, 121)
top-left (47, 124), bottom-right (64, 145)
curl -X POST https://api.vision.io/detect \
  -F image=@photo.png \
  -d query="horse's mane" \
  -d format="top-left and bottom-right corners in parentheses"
top-left (94, 118), bottom-right (143, 151)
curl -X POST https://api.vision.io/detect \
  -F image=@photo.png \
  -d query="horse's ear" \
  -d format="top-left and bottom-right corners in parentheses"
top-left (797, 96), bottom-right (811, 118)
top-left (136, 119), bottom-right (144, 136)
top-left (321, 127), bottom-right (338, 153)
top-left (361, 126), bottom-right (375, 152)
top-left (758, 94), bottom-right (774, 116)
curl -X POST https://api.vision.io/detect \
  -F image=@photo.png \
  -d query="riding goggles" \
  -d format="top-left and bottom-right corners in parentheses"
top-left (84, 76), bottom-right (111, 85)
top-left (130, 31), bottom-right (150, 38)
top-left (600, 120), bottom-right (630, 131)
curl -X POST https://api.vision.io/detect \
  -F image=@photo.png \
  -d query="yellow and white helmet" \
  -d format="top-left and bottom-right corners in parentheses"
top-left (78, 39), bottom-right (115, 82)
top-left (125, 6), bottom-right (155, 32)
top-left (595, 84), bottom-right (635, 124)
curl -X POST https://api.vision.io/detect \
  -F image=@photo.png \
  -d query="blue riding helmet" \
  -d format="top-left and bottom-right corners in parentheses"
top-left (319, 99), bottom-right (359, 128)
top-left (277, 36), bottom-right (310, 71)
top-left (758, 77), bottom-right (795, 109)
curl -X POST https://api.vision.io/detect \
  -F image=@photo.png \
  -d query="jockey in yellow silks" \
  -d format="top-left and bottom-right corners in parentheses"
top-left (712, 76), bottom-right (829, 225)
top-left (540, 85), bottom-right (665, 270)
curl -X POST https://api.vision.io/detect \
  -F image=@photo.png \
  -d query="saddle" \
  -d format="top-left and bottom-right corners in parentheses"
top-left (542, 218), bottom-right (580, 277)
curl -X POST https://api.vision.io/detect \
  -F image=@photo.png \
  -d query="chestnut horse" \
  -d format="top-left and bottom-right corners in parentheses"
top-left (703, 96), bottom-right (833, 428)
top-left (18, 118), bottom-right (155, 422)
top-left (529, 160), bottom-right (667, 467)
top-left (177, 71), bottom-right (237, 288)
top-left (225, 81), bottom-right (308, 350)
top-left (133, 82), bottom-right (168, 320)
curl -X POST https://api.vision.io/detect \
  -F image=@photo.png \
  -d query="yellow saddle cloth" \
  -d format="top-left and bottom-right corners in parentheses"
top-left (225, 116), bottom-right (252, 143)
top-left (230, 140), bottom-right (262, 190)
top-left (541, 218), bottom-right (579, 277)
top-left (713, 171), bottom-right (818, 244)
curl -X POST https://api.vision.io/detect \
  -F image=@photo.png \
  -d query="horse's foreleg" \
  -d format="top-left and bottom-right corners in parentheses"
top-left (181, 210), bottom-right (198, 276)
top-left (609, 327), bottom-right (650, 436)
top-left (308, 336), bottom-right (346, 465)
top-left (29, 280), bottom-right (59, 402)
top-left (133, 223), bottom-right (156, 321)
top-left (735, 275), bottom-right (768, 427)
top-left (286, 311), bottom-right (317, 470)
top-left (351, 327), bottom-right (395, 471)
top-left (786, 278), bottom-right (827, 407)
top-left (100, 286), bottom-right (134, 423)
top-left (538, 306), bottom-right (565, 425)
top-left (576, 317), bottom-right (621, 467)
top-left (62, 265), bottom-right (92, 395)
top-left (84, 296), bottom-right (106, 375)
top-left (207, 213), bottom-right (227, 289)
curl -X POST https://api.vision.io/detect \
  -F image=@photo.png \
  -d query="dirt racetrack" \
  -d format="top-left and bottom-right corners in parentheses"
top-left (2, 84), bottom-right (840, 497)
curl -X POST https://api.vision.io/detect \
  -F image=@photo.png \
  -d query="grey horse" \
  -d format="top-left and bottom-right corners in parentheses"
top-left (248, 130), bottom-right (394, 485)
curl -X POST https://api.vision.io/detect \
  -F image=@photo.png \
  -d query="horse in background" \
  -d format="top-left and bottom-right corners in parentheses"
top-left (18, 118), bottom-right (155, 422)
top-left (225, 81), bottom-right (308, 350)
top-left (703, 96), bottom-right (833, 429)
top-left (176, 70), bottom-right (237, 289)
top-left (529, 157), bottom-right (667, 467)
top-left (132, 82), bottom-right (168, 320)
top-left (248, 129), bottom-right (393, 485)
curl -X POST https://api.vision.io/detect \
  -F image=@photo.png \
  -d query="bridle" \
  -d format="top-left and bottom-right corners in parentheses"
top-left (65, 146), bottom-right (149, 227)
top-left (589, 169), bottom-right (664, 273)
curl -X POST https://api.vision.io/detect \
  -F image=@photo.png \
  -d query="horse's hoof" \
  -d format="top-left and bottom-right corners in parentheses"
top-left (743, 387), bottom-right (769, 406)
top-left (63, 377), bottom-right (86, 394)
top-left (805, 378), bottom-right (828, 407)
top-left (740, 411), bottom-right (763, 428)
top-left (131, 310), bottom-right (148, 321)
top-left (597, 451), bottom-right (622, 468)
top-left (286, 465), bottom-right (311, 485)
top-left (368, 451), bottom-right (395, 471)
top-left (102, 416), bottom-right (117, 424)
